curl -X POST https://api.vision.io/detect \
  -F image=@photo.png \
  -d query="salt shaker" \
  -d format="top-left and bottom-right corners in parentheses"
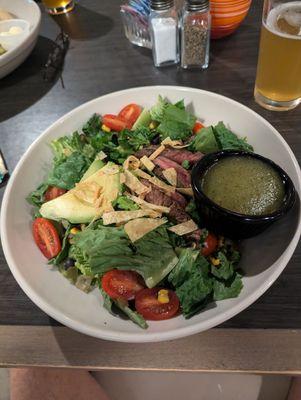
top-left (149, 0), bottom-right (179, 67)
top-left (181, 0), bottom-right (211, 69)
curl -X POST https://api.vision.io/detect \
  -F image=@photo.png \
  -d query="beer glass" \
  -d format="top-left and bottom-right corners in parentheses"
top-left (254, 0), bottom-right (301, 111)
top-left (42, 0), bottom-right (74, 15)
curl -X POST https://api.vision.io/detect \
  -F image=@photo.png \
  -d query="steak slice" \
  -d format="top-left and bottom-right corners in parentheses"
top-left (153, 156), bottom-right (191, 187)
top-left (135, 145), bottom-right (203, 165)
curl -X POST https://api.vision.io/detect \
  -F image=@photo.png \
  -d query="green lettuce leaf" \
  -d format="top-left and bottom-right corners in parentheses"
top-left (213, 122), bottom-right (254, 152)
top-left (213, 273), bottom-right (243, 301)
top-left (115, 299), bottom-right (148, 329)
top-left (72, 225), bottom-right (178, 288)
top-left (168, 248), bottom-right (199, 287)
top-left (47, 152), bottom-right (90, 190)
top-left (189, 126), bottom-right (219, 153)
top-left (115, 196), bottom-right (139, 211)
top-left (49, 226), bottom-right (71, 266)
top-left (210, 252), bottom-right (234, 280)
top-left (82, 114), bottom-right (102, 137)
top-left (26, 183), bottom-right (48, 208)
top-left (157, 104), bottom-right (196, 140)
top-left (150, 95), bottom-right (169, 122)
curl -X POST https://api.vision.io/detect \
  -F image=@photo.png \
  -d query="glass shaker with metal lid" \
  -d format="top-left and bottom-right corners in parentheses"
top-left (181, 0), bottom-right (211, 69)
top-left (149, 0), bottom-right (180, 67)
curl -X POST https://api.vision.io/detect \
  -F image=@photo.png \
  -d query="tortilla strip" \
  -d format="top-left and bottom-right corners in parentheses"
top-left (126, 194), bottom-right (170, 214)
top-left (123, 155), bottom-right (141, 171)
top-left (140, 155), bottom-right (155, 172)
top-left (135, 169), bottom-right (175, 193)
top-left (96, 151), bottom-right (107, 161)
top-left (124, 170), bottom-right (151, 195)
top-left (124, 218), bottom-right (167, 242)
top-left (73, 181), bottom-right (102, 206)
top-left (149, 144), bottom-right (166, 160)
top-left (161, 137), bottom-right (190, 149)
top-left (162, 168), bottom-right (177, 187)
top-left (168, 219), bottom-right (198, 235)
top-left (176, 187), bottom-right (194, 197)
top-left (103, 209), bottom-right (160, 225)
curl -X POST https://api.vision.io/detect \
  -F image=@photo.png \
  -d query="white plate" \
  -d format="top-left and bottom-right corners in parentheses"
top-left (0, 0), bottom-right (41, 79)
top-left (1, 86), bottom-right (301, 343)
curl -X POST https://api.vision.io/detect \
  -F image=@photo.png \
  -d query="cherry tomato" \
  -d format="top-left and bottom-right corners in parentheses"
top-left (102, 114), bottom-right (131, 132)
top-left (135, 288), bottom-right (180, 321)
top-left (193, 121), bottom-right (205, 134)
top-left (118, 104), bottom-right (142, 127)
top-left (44, 186), bottom-right (67, 202)
top-left (101, 270), bottom-right (145, 300)
top-left (32, 218), bottom-right (62, 259)
top-left (201, 232), bottom-right (218, 257)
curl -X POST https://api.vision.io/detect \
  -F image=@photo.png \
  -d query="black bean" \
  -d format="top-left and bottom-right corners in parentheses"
top-left (64, 258), bottom-right (75, 270)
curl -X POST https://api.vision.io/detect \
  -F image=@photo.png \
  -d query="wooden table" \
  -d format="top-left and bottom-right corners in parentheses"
top-left (0, 0), bottom-right (300, 373)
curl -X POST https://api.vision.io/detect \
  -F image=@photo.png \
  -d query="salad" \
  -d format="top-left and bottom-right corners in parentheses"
top-left (27, 96), bottom-right (253, 329)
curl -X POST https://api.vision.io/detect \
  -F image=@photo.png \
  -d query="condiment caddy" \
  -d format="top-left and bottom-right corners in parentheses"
top-left (120, 0), bottom-right (211, 69)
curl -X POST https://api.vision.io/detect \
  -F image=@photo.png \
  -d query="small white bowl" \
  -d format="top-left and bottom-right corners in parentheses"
top-left (0, 19), bottom-right (30, 51)
top-left (0, 0), bottom-right (41, 79)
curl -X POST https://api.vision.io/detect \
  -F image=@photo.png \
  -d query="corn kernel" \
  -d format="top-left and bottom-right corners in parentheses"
top-left (149, 122), bottom-right (156, 130)
top-left (157, 289), bottom-right (169, 304)
top-left (102, 124), bottom-right (111, 133)
top-left (70, 227), bottom-right (80, 235)
top-left (210, 257), bottom-right (220, 266)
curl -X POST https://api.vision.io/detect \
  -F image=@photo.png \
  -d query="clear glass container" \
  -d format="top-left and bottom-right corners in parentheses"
top-left (149, 0), bottom-right (179, 67)
top-left (181, 0), bottom-right (211, 69)
top-left (120, 7), bottom-right (152, 49)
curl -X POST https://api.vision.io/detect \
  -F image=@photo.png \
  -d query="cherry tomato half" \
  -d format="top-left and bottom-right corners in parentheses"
top-left (32, 218), bottom-right (62, 259)
top-left (44, 186), bottom-right (67, 202)
top-left (101, 270), bottom-right (145, 300)
top-left (135, 288), bottom-right (180, 321)
top-left (102, 114), bottom-right (131, 132)
top-left (193, 121), bottom-right (205, 134)
top-left (118, 103), bottom-right (142, 127)
top-left (201, 232), bottom-right (218, 257)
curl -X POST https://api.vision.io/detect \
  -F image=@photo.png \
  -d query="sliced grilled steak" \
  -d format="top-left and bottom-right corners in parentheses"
top-left (140, 179), bottom-right (173, 208)
top-left (160, 148), bottom-right (203, 165)
top-left (153, 156), bottom-right (191, 187)
top-left (135, 145), bottom-right (203, 165)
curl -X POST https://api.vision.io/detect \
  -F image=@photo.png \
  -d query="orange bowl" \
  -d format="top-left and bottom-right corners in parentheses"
top-left (211, 0), bottom-right (252, 39)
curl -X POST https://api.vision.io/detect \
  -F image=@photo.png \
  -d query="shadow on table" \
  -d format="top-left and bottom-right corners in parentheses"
top-left (241, 195), bottom-right (300, 277)
top-left (51, 4), bottom-right (114, 40)
top-left (0, 36), bottom-right (59, 123)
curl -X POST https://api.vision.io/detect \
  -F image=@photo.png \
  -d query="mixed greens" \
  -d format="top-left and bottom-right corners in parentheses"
top-left (28, 96), bottom-right (253, 329)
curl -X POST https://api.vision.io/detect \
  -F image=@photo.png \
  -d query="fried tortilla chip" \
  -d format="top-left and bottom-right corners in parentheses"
top-left (103, 209), bottom-right (160, 225)
top-left (135, 169), bottom-right (175, 193)
top-left (124, 218), bottom-right (167, 242)
top-left (168, 219), bottom-right (198, 235)
top-left (161, 137), bottom-right (190, 149)
top-left (176, 187), bottom-right (194, 197)
top-left (162, 168), bottom-right (177, 187)
top-left (123, 156), bottom-right (141, 171)
top-left (124, 170), bottom-right (150, 195)
top-left (149, 144), bottom-right (166, 160)
top-left (140, 155), bottom-right (155, 172)
top-left (126, 194), bottom-right (170, 214)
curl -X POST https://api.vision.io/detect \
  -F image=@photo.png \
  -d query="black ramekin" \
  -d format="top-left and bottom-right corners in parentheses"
top-left (191, 150), bottom-right (296, 239)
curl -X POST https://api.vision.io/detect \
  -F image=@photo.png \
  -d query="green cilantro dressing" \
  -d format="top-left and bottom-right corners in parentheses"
top-left (201, 156), bottom-right (285, 216)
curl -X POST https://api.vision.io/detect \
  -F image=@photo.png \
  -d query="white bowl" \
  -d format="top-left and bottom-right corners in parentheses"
top-left (0, 0), bottom-right (41, 79)
top-left (1, 86), bottom-right (301, 343)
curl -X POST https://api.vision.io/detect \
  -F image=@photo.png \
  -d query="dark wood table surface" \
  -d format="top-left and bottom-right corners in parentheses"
top-left (0, 0), bottom-right (301, 372)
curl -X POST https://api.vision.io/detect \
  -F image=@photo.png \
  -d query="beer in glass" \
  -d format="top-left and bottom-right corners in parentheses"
top-left (254, 1), bottom-right (301, 111)
top-left (42, 0), bottom-right (74, 15)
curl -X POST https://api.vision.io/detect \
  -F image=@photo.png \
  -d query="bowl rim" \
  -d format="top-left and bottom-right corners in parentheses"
top-left (1, 85), bottom-right (301, 343)
top-left (0, 1), bottom-right (41, 67)
top-left (191, 150), bottom-right (296, 222)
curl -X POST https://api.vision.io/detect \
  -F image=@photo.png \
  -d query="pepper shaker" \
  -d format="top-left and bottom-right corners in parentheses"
top-left (181, 0), bottom-right (211, 69)
top-left (149, 0), bottom-right (180, 67)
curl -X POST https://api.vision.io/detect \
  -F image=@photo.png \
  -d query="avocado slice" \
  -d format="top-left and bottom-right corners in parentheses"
top-left (80, 158), bottom-right (104, 181)
top-left (132, 109), bottom-right (151, 130)
top-left (40, 163), bottom-right (120, 223)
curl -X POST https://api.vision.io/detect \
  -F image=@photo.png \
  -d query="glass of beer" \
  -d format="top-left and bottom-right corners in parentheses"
top-left (42, 0), bottom-right (74, 15)
top-left (254, 0), bottom-right (301, 111)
